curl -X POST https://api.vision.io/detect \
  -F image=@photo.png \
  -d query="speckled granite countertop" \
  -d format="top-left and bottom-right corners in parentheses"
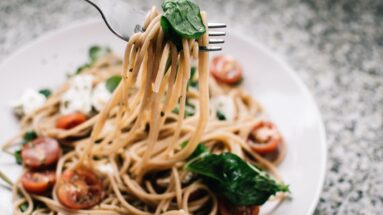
top-left (1, 0), bottom-right (382, 214)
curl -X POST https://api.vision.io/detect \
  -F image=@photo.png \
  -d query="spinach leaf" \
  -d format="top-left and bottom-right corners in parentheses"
top-left (75, 46), bottom-right (111, 75)
top-left (189, 143), bottom-right (209, 160)
top-left (181, 141), bottom-right (209, 160)
top-left (181, 140), bottom-right (189, 148)
top-left (19, 200), bottom-right (44, 213)
top-left (188, 67), bottom-right (198, 89)
top-left (14, 130), bottom-right (37, 165)
top-left (23, 131), bottom-right (37, 143)
top-left (38, 88), bottom-right (52, 98)
top-left (161, 0), bottom-right (206, 48)
top-left (186, 152), bottom-right (289, 206)
top-left (14, 150), bottom-right (22, 165)
top-left (105, 75), bottom-right (122, 93)
top-left (19, 202), bottom-right (29, 212)
top-left (216, 110), bottom-right (226, 121)
top-left (89, 46), bottom-right (111, 62)
top-left (172, 102), bottom-right (195, 118)
top-left (75, 63), bottom-right (91, 75)
top-left (185, 103), bottom-right (195, 117)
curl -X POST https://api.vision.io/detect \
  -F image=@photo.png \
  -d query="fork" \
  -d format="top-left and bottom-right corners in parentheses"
top-left (84, 0), bottom-right (226, 51)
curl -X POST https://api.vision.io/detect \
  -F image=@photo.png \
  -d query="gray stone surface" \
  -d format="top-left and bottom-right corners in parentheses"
top-left (0, 0), bottom-right (382, 214)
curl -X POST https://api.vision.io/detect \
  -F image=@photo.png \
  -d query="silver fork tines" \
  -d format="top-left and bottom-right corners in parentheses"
top-left (203, 23), bottom-right (226, 52)
top-left (209, 38), bottom-right (225, 44)
top-left (208, 31), bottom-right (226, 37)
top-left (200, 46), bottom-right (222, 52)
top-left (207, 23), bottom-right (227, 28)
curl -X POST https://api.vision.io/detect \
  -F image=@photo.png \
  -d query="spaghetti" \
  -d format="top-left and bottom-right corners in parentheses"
top-left (3, 5), bottom-right (287, 215)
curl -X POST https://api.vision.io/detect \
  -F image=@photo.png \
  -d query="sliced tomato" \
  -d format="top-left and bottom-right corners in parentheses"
top-left (57, 167), bottom-right (103, 209)
top-left (248, 121), bottom-right (282, 154)
top-left (21, 137), bottom-right (61, 169)
top-left (21, 170), bottom-right (56, 194)
top-left (210, 55), bottom-right (243, 85)
top-left (56, 112), bottom-right (87, 130)
top-left (219, 200), bottom-right (260, 215)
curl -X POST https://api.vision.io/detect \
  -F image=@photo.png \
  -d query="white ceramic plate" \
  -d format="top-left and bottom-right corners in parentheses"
top-left (0, 20), bottom-right (326, 215)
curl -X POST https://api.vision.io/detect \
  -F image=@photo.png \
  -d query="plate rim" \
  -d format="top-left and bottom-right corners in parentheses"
top-left (0, 19), bottom-right (327, 215)
top-left (235, 32), bottom-right (328, 214)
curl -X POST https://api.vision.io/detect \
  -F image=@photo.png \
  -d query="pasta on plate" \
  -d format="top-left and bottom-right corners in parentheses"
top-left (2, 1), bottom-right (289, 214)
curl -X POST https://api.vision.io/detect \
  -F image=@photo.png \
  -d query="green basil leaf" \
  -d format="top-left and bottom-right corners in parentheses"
top-left (185, 103), bottom-right (195, 117)
top-left (38, 89), bottom-right (52, 98)
top-left (75, 63), bottom-right (91, 75)
top-left (74, 45), bottom-right (111, 75)
top-left (181, 142), bottom-right (209, 160)
top-left (14, 150), bottom-right (22, 165)
top-left (188, 67), bottom-right (198, 89)
top-left (172, 105), bottom-right (180, 114)
top-left (172, 102), bottom-right (195, 118)
top-left (19, 202), bottom-right (29, 212)
top-left (181, 140), bottom-right (189, 148)
top-left (216, 110), bottom-right (226, 121)
top-left (190, 67), bottom-right (196, 80)
top-left (105, 75), bottom-right (122, 93)
top-left (161, 0), bottom-right (206, 47)
top-left (89, 46), bottom-right (111, 62)
top-left (186, 152), bottom-right (289, 206)
top-left (161, 17), bottom-right (182, 49)
top-left (18, 200), bottom-right (44, 213)
top-left (23, 131), bottom-right (37, 143)
top-left (189, 144), bottom-right (209, 160)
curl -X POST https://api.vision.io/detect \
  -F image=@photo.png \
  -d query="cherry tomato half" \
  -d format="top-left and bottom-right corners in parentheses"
top-left (210, 55), bottom-right (243, 85)
top-left (21, 137), bottom-right (61, 169)
top-left (219, 200), bottom-right (260, 215)
top-left (248, 121), bottom-right (282, 154)
top-left (21, 170), bottom-right (56, 194)
top-left (56, 112), bottom-right (87, 130)
top-left (57, 167), bottom-right (103, 209)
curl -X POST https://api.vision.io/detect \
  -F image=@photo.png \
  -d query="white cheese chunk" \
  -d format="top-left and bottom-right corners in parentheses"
top-left (211, 95), bottom-right (235, 121)
top-left (96, 163), bottom-right (114, 174)
top-left (60, 75), bottom-right (94, 115)
top-left (11, 89), bottom-right (47, 116)
top-left (91, 82), bottom-right (112, 112)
